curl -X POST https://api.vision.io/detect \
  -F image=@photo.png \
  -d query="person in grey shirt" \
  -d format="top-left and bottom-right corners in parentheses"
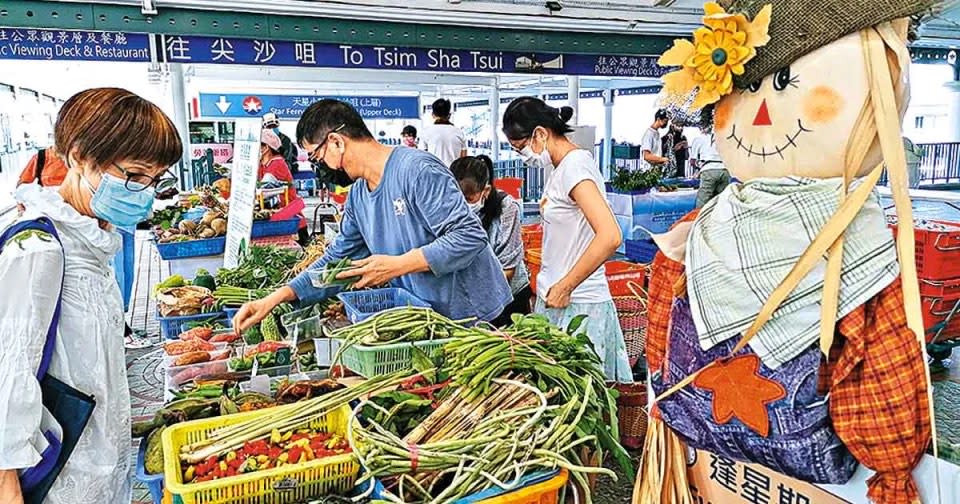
top-left (639, 109), bottom-right (670, 172)
top-left (690, 106), bottom-right (731, 208)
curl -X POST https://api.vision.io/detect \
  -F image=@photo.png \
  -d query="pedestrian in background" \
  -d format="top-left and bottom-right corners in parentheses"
top-left (639, 109), bottom-right (669, 172)
top-left (420, 98), bottom-right (467, 167)
top-left (689, 105), bottom-right (730, 208)
top-left (663, 120), bottom-right (688, 179)
top-left (401, 125), bottom-right (418, 148)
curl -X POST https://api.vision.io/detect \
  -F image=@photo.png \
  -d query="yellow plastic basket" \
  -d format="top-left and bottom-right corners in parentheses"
top-left (162, 403), bottom-right (359, 504)
top-left (477, 469), bottom-right (568, 504)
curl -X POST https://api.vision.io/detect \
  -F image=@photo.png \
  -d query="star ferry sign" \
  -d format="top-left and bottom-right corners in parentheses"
top-left (242, 95), bottom-right (263, 115)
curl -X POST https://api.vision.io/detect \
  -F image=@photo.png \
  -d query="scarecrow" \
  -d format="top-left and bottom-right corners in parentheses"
top-left (634, 1), bottom-right (938, 503)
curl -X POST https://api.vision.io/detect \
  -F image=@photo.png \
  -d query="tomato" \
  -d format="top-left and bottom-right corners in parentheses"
top-left (288, 446), bottom-right (303, 464)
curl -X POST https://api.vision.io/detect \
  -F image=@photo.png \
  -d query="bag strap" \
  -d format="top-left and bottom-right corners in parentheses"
top-left (0, 218), bottom-right (64, 380)
top-left (35, 149), bottom-right (46, 186)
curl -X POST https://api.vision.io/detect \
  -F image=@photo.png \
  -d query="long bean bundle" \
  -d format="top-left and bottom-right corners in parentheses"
top-left (330, 308), bottom-right (475, 372)
top-left (443, 314), bottom-right (633, 478)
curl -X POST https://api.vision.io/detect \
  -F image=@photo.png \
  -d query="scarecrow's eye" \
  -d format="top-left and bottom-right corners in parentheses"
top-left (748, 80), bottom-right (762, 93)
top-left (773, 67), bottom-right (792, 91)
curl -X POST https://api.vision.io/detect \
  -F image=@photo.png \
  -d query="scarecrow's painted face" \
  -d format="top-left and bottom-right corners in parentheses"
top-left (714, 32), bottom-right (870, 181)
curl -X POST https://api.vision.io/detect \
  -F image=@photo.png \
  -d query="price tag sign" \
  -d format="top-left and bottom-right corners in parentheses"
top-left (224, 118), bottom-right (261, 268)
top-left (275, 347), bottom-right (292, 366)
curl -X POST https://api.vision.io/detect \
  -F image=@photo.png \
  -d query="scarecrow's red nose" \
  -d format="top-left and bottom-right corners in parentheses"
top-left (753, 99), bottom-right (772, 127)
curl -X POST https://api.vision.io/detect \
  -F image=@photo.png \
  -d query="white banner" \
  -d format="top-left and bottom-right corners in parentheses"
top-left (223, 118), bottom-right (261, 269)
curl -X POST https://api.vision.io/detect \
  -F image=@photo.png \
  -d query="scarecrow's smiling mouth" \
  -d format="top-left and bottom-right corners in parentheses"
top-left (726, 120), bottom-right (813, 160)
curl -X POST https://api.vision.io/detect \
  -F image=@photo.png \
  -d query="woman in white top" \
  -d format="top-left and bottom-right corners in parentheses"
top-left (502, 97), bottom-right (632, 382)
top-left (420, 98), bottom-right (467, 167)
top-left (0, 88), bottom-right (182, 504)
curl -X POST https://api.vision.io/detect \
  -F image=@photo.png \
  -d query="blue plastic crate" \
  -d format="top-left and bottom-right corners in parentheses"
top-left (135, 439), bottom-right (164, 504)
top-left (156, 237), bottom-right (226, 260)
top-left (337, 288), bottom-right (430, 323)
top-left (625, 238), bottom-right (659, 264)
top-left (157, 311), bottom-right (225, 340)
top-left (251, 218), bottom-right (300, 238)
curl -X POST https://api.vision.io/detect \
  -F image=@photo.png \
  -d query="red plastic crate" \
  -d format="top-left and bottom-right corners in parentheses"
top-left (920, 278), bottom-right (960, 300)
top-left (921, 296), bottom-right (960, 341)
top-left (891, 220), bottom-right (960, 280)
top-left (605, 260), bottom-right (648, 297)
top-left (521, 224), bottom-right (543, 250)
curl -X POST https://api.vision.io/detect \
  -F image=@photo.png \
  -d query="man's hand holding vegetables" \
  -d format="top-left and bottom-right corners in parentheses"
top-left (233, 99), bottom-right (511, 333)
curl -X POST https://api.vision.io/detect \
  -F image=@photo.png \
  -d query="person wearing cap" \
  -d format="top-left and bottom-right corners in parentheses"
top-left (259, 129), bottom-right (308, 244)
top-left (639, 109), bottom-right (669, 172)
top-left (262, 112), bottom-right (300, 173)
top-left (232, 99), bottom-right (511, 332)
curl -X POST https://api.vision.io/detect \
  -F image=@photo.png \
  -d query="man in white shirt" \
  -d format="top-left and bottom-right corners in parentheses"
top-left (639, 109), bottom-right (670, 172)
top-left (420, 98), bottom-right (468, 167)
top-left (690, 117), bottom-right (731, 208)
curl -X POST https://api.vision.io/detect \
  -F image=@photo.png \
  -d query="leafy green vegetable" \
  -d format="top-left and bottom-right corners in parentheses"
top-left (609, 166), bottom-right (674, 193)
top-left (215, 245), bottom-right (303, 290)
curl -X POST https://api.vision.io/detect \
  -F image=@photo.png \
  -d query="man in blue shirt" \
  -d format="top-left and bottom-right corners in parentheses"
top-left (233, 99), bottom-right (511, 330)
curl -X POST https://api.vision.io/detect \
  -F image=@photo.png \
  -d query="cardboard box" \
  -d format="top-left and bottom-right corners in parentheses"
top-left (687, 449), bottom-right (960, 504)
top-left (687, 449), bottom-right (848, 504)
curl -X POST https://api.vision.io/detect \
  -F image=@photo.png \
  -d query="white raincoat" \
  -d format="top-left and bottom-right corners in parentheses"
top-left (0, 184), bottom-right (131, 503)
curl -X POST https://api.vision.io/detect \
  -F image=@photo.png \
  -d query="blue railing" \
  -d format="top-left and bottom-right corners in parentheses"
top-left (494, 159), bottom-right (543, 201)
top-left (911, 142), bottom-right (960, 186)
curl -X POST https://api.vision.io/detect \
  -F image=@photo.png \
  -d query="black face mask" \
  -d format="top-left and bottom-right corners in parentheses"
top-left (312, 159), bottom-right (355, 187)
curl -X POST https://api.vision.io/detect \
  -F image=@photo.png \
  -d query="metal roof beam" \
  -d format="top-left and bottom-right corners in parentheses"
top-left (183, 64), bottom-right (498, 86)
top-left (51, 0), bottom-right (704, 36)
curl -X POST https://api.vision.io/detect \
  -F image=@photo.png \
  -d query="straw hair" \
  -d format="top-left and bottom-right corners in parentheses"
top-left (724, 0), bottom-right (935, 88)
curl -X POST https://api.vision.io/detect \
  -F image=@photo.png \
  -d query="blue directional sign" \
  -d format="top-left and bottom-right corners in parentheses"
top-left (158, 35), bottom-right (664, 78)
top-left (0, 27), bottom-right (150, 62)
top-left (198, 93), bottom-right (421, 120)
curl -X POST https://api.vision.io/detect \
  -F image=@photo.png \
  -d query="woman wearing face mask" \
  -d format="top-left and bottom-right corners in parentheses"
top-left (260, 129), bottom-right (309, 245)
top-left (451, 155), bottom-right (530, 325)
top-left (502, 97), bottom-right (631, 382)
top-left (400, 125), bottom-right (418, 148)
top-left (0, 88), bottom-right (182, 504)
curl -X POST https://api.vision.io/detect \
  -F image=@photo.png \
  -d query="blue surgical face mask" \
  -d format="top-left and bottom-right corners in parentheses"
top-left (81, 172), bottom-right (155, 227)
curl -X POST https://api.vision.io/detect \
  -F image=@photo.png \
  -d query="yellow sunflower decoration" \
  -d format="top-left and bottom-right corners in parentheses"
top-left (659, 2), bottom-right (772, 109)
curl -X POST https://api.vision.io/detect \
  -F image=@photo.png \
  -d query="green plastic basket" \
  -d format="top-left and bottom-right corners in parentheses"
top-left (340, 338), bottom-right (452, 378)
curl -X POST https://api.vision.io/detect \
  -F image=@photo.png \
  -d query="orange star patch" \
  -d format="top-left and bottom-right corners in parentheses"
top-left (693, 354), bottom-right (786, 437)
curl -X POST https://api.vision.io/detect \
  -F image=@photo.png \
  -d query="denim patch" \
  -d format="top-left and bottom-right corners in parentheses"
top-left (652, 297), bottom-right (858, 484)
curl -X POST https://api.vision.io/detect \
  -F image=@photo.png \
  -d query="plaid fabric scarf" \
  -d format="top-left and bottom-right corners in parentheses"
top-left (686, 176), bottom-right (899, 369)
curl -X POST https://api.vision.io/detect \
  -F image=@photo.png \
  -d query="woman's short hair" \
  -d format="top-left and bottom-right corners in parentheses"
top-left (55, 87), bottom-right (182, 169)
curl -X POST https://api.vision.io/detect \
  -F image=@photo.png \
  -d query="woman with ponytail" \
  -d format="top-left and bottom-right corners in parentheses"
top-left (502, 97), bottom-right (632, 382)
top-left (451, 155), bottom-right (530, 325)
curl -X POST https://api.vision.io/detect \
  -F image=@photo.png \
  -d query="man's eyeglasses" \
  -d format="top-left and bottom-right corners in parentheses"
top-left (113, 163), bottom-right (179, 193)
top-left (308, 124), bottom-right (346, 162)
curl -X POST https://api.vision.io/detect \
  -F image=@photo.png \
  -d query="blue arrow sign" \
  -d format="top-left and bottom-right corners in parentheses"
top-left (198, 93), bottom-right (421, 120)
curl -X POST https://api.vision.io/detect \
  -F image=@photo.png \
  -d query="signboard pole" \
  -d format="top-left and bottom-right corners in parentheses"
top-left (223, 118), bottom-right (261, 269)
